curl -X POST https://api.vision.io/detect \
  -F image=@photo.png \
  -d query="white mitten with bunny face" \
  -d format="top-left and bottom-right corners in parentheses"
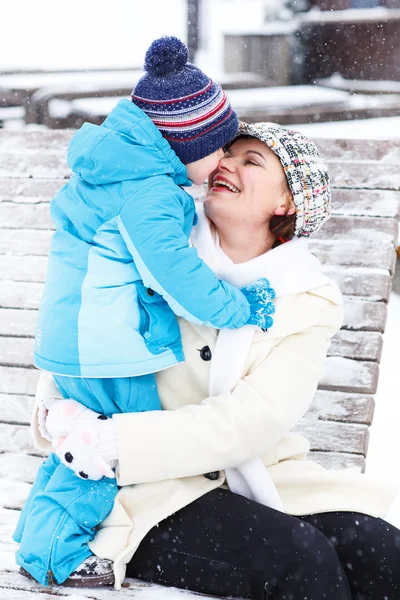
top-left (53, 419), bottom-right (117, 480)
top-left (38, 398), bottom-right (119, 481)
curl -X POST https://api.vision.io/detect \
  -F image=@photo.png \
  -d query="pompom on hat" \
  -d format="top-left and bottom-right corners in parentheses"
top-left (131, 36), bottom-right (238, 165)
top-left (235, 122), bottom-right (331, 237)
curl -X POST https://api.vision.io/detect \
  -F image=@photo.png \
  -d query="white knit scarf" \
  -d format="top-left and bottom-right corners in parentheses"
top-left (190, 203), bottom-right (331, 510)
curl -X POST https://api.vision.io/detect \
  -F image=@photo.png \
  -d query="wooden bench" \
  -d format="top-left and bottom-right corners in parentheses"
top-left (0, 131), bottom-right (399, 598)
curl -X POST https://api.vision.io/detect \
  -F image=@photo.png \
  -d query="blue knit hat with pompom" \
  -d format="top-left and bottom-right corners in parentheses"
top-left (131, 36), bottom-right (238, 165)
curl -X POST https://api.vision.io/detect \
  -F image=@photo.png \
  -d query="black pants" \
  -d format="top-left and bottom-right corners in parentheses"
top-left (127, 488), bottom-right (400, 600)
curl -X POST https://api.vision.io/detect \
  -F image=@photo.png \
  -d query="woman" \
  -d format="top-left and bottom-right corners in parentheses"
top-left (30, 123), bottom-right (398, 599)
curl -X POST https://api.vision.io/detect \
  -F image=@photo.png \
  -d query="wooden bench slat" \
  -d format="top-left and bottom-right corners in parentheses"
top-left (310, 390), bottom-right (375, 426)
top-left (295, 420), bottom-right (369, 455)
top-left (323, 266), bottom-right (391, 301)
top-left (0, 256), bottom-right (47, 283)
top-left (331, 188), bottom-right (400, 219)
top-left (0, 395), bottom-right (34, 425)
top-left (0, 454), bottom-right (42, 483)
top-left (320, 357), bottom-right (379, 395)
top-left (0, 330), bottom-right (382, 369)
top-left (0, 309), bottom-right (37, 337)
top-left (0, 230), bottom-right (52, 256)
top-left (309, 451), bottom-right (365, 472)
top-left (0, 203), bottom-right (53, 230)
top-left (316, 214), bottom-right (398, 241)
top-left (310, 238), bottom-right (395, 273)
top-left (328, 330), bottom-right (382, 362)
top-left (326, 161), bottom-right (400, 191)
top-left (0, 179), bottom-right (63, 204)
top-left (0, 300), bottom-right (388, 340)
top-left (0, 367), bottom-right (39, 396)
top-left (342, 299), bottom-right (387, 333)
top-left (316, 138), bottom-right (400, 162)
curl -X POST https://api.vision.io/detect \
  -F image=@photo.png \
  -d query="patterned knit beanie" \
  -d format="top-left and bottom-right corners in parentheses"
top-left (131, 36), bottom-right (238, 165)
top-left (235, 122), bottom-right (331, 237)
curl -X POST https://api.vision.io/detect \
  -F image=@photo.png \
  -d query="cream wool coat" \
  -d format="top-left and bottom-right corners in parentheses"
top-left (33, 281), bottom-right (396, 589)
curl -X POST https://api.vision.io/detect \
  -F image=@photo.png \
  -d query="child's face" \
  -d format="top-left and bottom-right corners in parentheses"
top-left (186, 149), bottom-right (224, 185)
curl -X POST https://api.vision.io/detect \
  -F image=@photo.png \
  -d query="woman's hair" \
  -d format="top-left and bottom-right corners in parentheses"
top-left (225, 135), bottom-right (296, 246)
top-left (269, 182), bottom-right (296, 247)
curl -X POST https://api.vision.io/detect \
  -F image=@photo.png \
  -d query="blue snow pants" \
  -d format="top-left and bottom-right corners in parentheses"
top-left (13, 373), bottom-right (160, 586)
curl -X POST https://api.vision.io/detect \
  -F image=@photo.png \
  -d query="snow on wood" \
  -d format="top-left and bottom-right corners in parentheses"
top-left (309, 390), bottom-right (374, 426)
top-left (328, 330), bottom-right (382, 362)
top-left (0, 454), bottom-right (42, 483)
top-left (342, 300), bottom-right (387, 333)
top-left (0, 256), bottom-right (47, 283)
top-left (331, 189), bottom-right (400, 219)
top-left (0, 179), bottom-right (63, 204)
top-left (0, 338), bottom-right (34, 368)
top-left (0, 366), bottom-right (40, 396)
top-left (0, 203), bottom-right (53, 229)
top-left (309, 451), bottom-right (365, 472)
top-left (323, 266), bottom-right (391, 302)
top-left (0, 309), bottom-right (37, 338)
top-left (321, 357), bottom-right (379, 395)
top-left (327, 162), bottom-right (400, 191)
top-left (0, 230), bottom-right (52, 257)
top-left (295, 419), bottom-right (369, 455)
top-left (0, 282), bottom-right (44, 310)
top-left (0, 395), bottom-right (34, 426)
top-left (310, 238), bottom-right (395, 272)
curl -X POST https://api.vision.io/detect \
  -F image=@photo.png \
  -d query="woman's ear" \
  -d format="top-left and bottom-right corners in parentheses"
top-left (273, 200), bottom-right (296, 217)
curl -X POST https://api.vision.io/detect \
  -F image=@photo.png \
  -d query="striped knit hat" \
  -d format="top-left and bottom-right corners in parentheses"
top-left (131, 36), bottom-right (238, 165)
top-left (235, 122), bottom-right (331, 237)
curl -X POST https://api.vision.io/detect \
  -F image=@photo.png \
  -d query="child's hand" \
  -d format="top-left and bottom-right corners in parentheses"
top-left (38, 397), bottom-right (96, 442)
top-left (241, 278), bottom-right (276, 330)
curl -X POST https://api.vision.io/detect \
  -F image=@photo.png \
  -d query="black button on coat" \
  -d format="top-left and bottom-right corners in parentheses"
top-left (199, 346), bottom-right (212, 361)
top-left (204, 471), bottom-right (220, 481)
top-left (146, 288), bottom-right (155, 296)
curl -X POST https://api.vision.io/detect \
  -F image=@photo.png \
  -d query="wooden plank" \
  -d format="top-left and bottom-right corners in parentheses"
top-left (308, 390), bottom-right (374, 425)
top-left (327, 161), bottom-right (400, 191)
top-left (0, 454), bottom-right (42, 483)
top-left (0, 230), bottom-right (52, 256)
top-left (0, 394), bottom-right (34, 425)
top-left (295, 419), bottom-right (369, 455)
top-left (310, 238), bottom-right (396, 273)
top-left (0, 154), bottom-right (70, 180)
top-left (0, 203), bottom-right (53, 230)
top-left (0, 130), bottom-right (72, 152)
top-left (0, 338), bottom-right (34, 368)
top-left (0, 367), bottom-right (40, 395)
top-left (0, 256), bottom-right (47, 283)
top-left (309, 451), bottom-right (365, 472)
top-left (316, 138), bottom-right (400, 162)
top-left (323, 266), bottom-right (391, 302)
top-left (342, 299), bottom-right (387, 333)
top-left (328, 330), bottom-right (382, 362)
top-left (0, 331), bottom-right (383, 372)
top-left (331, 188), bottom-right (400, 219)
top-left (0, 282), bottom-right (43, 309)
top-left (320, 357), bottom-right (379, 394)
top-left (0, 309), bottom-right (37, 337)
top-left (316, 214), bottom-right (398, 242)
top-left (0, 423), bottom-right (40, 455)
top-left (0, 179), bottom-right (63, 204)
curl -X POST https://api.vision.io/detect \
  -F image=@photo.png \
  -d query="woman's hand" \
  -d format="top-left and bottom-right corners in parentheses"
top-left (241, 278), bottom-right (276, 330)
top-left (38, 398), bottom-right (119, 481)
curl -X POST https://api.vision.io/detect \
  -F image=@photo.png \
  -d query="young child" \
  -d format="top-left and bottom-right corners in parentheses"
top-left (13, 36), bottom-right (274, 587)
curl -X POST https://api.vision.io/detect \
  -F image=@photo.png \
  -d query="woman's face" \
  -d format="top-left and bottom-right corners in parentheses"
top-left (204, 137), bottom-right (294, 231)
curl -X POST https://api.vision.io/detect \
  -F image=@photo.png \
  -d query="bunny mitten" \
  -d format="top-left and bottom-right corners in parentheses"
top-left (38, 398), bottom-right (119, 481)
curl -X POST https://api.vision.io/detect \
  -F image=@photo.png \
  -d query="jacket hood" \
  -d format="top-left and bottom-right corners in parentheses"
top-left (67, 99), bottom-right (190, 187)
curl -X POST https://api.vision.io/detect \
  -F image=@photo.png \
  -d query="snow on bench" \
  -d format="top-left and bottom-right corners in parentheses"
top-left (0, 131), bottom-right (399, 597)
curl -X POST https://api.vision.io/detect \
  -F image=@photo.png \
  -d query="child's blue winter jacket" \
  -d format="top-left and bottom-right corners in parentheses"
top-left (34, 99), bottom-right (250, 377)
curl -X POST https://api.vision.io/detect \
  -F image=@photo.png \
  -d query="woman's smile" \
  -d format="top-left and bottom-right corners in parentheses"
top-left (211, 174), bottom-right (241, 194)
